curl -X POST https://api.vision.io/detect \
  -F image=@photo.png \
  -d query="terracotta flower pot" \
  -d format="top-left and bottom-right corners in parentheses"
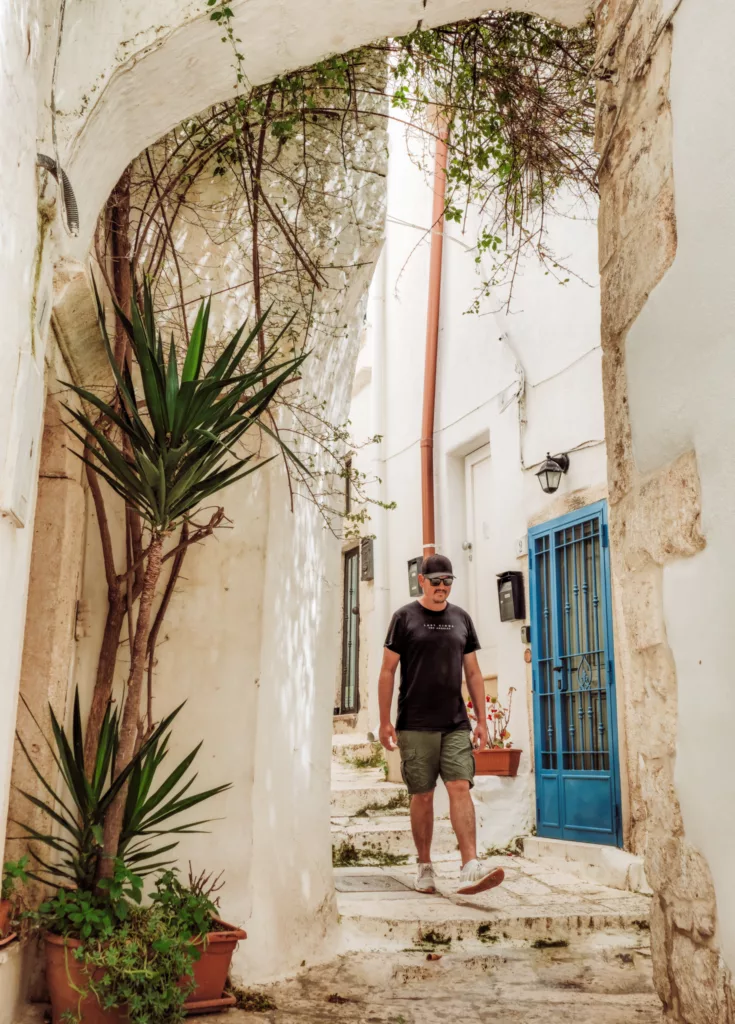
top-left (0, 899), bottom-right (17, 948)
top-left (45, 917), bottom-right (247, 1022)
top-left (473, 747), bottom-right (522, 777)
top-left (183, 918), bottom-right (247, 1015)
top-left (45, 933), bottom-right (129, 1024)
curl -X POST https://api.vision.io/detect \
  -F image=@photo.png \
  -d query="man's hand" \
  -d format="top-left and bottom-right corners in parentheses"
top-left (472, 721), bottom-right (488, 750)
top-left (379, 722), bottom-right (398, 751)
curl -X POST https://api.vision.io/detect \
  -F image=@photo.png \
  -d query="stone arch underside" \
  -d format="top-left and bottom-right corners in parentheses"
top-left (57, 0), bottom-right (590, 253)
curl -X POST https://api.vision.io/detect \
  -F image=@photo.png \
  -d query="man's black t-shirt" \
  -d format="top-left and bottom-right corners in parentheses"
top-left (384, 601), bottom-right (480, 732)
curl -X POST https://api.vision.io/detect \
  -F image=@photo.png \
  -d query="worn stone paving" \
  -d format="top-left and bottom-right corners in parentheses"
top-left (205, 940), bottom-right (661, 1024)
top-left (336, 859), bottom-right (652, 947)
top-left (17, 749), bottom-right (662, 1023)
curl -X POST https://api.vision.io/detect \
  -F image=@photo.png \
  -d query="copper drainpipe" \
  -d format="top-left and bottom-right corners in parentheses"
top-left (420, 121), bottom-right (449, 558)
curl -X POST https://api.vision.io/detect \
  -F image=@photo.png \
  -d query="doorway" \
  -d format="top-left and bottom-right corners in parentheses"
top-left (339, 546), bottom-right (360, 714)
top-left (463, 444), bottom-right (498, 679)
top-left (528, 501), bottom-right (623, 847)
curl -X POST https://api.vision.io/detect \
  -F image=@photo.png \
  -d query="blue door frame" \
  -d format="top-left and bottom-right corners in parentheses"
top-left (528, 501), bottom-right (623, 847)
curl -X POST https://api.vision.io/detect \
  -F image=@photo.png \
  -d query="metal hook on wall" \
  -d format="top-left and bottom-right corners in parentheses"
top-left (36, 154), bottom-right (79, 236)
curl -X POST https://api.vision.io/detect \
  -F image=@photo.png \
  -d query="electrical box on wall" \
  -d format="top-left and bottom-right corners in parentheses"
top-left (407, 556), bottom-right (422, 597)
top-left (497, 571), bottom-right (525, 622)
top-left (360, 537), bottom-right (375, 581)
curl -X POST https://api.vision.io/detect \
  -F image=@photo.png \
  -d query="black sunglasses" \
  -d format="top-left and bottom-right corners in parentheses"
top-left (425, 576), bottom-right (455, 586)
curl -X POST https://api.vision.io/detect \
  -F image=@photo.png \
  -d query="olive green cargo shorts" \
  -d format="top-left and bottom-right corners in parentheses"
top-left (396, 729), bottom-right (475, 795)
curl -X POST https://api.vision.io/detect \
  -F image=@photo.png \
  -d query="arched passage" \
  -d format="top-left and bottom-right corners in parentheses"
top-left (56, 0), bottom-right (589, 251)
top-left (3, 0), bottom-right (735, 1019)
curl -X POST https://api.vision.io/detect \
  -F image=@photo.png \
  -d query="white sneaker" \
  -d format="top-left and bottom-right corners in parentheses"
top-left (415, 862), bottom-right (437, 893)
top-left (457, 859), bottom-right (505, 896)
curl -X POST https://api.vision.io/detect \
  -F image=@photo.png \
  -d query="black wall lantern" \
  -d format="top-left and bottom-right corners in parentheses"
top-left (536, 452), bottom-right (570, 494)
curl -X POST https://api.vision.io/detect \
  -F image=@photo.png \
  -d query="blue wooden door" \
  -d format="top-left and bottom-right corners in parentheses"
top-left (528, 502), bottom-right (622, 846)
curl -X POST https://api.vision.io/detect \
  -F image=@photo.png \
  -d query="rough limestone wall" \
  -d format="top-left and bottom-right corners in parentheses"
top-left (595, 0), bottom-right (732, 1020)
top-left (4, 349), bottom-right (86, 880)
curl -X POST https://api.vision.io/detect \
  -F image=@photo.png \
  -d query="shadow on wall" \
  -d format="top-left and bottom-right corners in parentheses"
top-left (241, 277), bottom-right (377, 981)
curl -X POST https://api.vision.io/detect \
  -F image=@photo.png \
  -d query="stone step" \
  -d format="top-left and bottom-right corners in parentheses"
top-left (339, 897), bottom-right (653, 949)
top-left (331, 735), bottom-right (380, 764)
top-left (330, 782), bottom-right (408, 817)
top-left (335, 862), bottom-right (652, 950)
top-left (331, 815), bottom-right (457, 862)
top-left (522, 837), bottom-right (652, 895)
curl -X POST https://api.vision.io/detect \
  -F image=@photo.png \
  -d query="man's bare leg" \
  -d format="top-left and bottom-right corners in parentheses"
top-left (445, 780), bottom-right (477, 865)
top-left (410, 790), bottom-right (434, 863)
top-left (445, 780), bottom-right (504, 895)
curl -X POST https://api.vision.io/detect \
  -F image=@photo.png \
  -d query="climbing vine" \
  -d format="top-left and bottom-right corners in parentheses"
top-left (390, 14), bottom-right (596, 304)
top-left (205, 4), bottom-right (596, 307)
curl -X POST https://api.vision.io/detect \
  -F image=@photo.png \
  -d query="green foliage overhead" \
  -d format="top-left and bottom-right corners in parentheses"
top-left (14, 690), bottom-right (230, 890)
top-left (392, 13), bottom-right (596, 297)
top-left (63, 277), bottom-right (307, 532)
top-left (205, 3), bottom-right (594, 305)
top-left (393, 13), bottom-right (596, 202)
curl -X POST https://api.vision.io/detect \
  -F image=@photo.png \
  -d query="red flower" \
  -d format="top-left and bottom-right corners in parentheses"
top-left (467, 701), bottom-right (473, 709)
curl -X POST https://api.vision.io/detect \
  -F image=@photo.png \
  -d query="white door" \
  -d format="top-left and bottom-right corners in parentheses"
top-left (463, 445), bottom-right (498, 679)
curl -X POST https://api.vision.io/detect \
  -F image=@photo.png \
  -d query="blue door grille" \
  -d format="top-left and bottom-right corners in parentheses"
top-left (529, 502), bottom-right (622, 846)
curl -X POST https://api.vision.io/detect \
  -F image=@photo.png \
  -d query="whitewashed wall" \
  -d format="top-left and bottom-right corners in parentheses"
top-left (622, 0), bottom-right (735, 977)
top-left (350, 116), bottom-right (605, 849)
top-left (5, 0), bottom-right (735, 1010)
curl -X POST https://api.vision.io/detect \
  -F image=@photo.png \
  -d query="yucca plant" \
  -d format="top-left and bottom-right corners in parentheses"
top-left (62, 276), bottom-right (306, 878)
top-left (14, 691), bottom-right (229, 891)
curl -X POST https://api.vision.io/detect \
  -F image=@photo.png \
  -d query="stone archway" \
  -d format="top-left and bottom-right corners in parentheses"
top-left (54, 0), bottom-right (589, 252)
top-left (5, 0), bottom-right (734, 1018)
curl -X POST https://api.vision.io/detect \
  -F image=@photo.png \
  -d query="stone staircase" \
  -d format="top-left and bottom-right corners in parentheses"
top-left (331, 738), bottom-right (458, 865)
top-left (330, 735), bottom-right (652, 953)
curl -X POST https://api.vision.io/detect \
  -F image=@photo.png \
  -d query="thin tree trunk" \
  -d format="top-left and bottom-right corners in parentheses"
top-left (84, 598), bottom-right (126, 776)
top-left (145, 522), bottom-right (188, 735)
top-left (110, 169), bottom-right (132, 372)
top-left (98, 533), bottom-right (165, 880)
top-left (85, 170), bottom-right (133, 775)
top-left (83, 460), bottom-right (125, 774)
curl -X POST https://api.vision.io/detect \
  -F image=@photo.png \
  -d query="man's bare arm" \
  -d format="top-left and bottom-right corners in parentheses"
top-left (464, 652), bottom-right (488, 749)
top-left (378, 647), bottom-right (400, 750)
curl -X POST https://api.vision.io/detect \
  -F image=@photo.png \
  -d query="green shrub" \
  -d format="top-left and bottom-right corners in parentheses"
top-left (1, 856), bottom-right (29, 902)
top-left (33, 864), bottom-right (224, 1024)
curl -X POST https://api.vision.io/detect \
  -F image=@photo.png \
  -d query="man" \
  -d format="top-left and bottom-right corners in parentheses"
top-left (378, 554), bottom-right (504, 896)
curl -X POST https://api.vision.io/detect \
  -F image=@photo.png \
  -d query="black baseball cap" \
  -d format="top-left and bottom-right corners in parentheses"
top-left (420, 554), bottom-right (455, 578)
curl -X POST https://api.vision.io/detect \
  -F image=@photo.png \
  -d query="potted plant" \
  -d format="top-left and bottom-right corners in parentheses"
top-left (151, 868), bottom-right (246, 1013)
top-left (61, 277), bottom-right (304, 885)
top-left (11, 278), bottom-right (295, 1022)
top-left (0, 855), bottom-right (29, 947)
top-left (38, 864), bottom-right (246, 1023)
top-left (468, 687), bottom-right (522, 777)
top-left (16, 691), bottom-right (234, 1023)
